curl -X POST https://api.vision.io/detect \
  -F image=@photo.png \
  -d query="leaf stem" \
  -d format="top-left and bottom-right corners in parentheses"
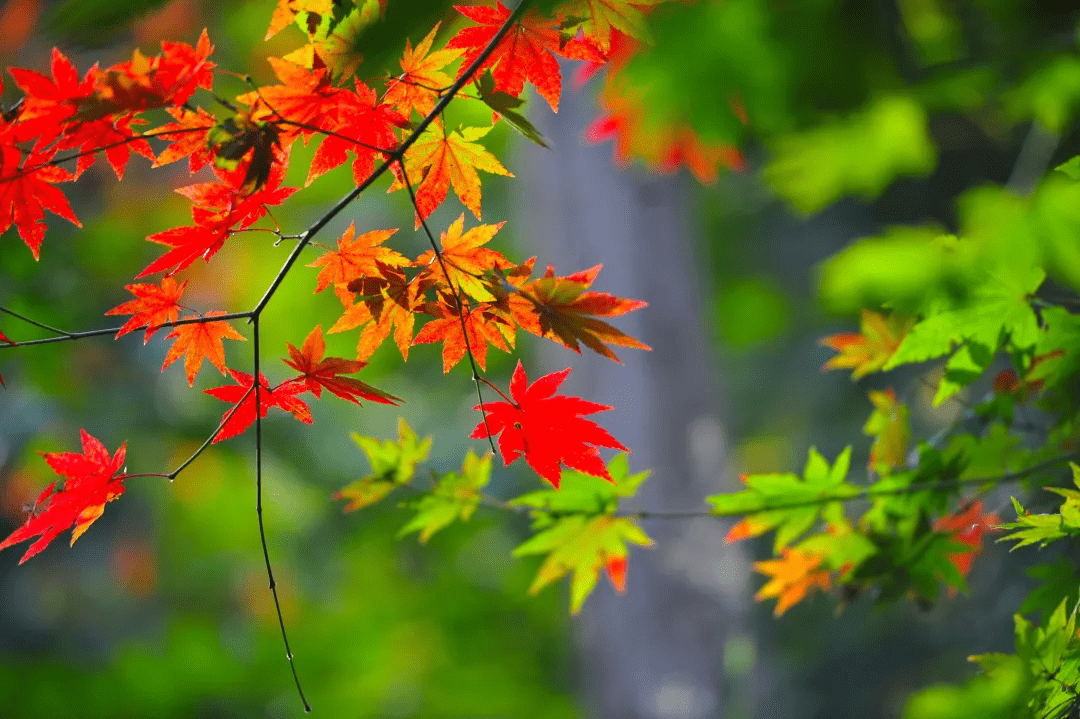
top-left (478, 377), bottom-right (513, 404)
top-left (166, 382), bottom-right (257, 480)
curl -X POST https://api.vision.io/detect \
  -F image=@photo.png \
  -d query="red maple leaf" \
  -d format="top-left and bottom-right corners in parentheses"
top-left (176, 153), bottom-right (296, 225)
top-left (282, 325), bottom-right (401, 405)
top-left (205, 369), bottom-right (313, 444)
top-left (0, 429), bottom-right (127, 564)
top-left (137, 156), bottom-right (294, 279)
top-left (137, 206), bottom-right (234, 278)
top-left (238, 56), bottom-right (347, 145)
top-left (8, 48), bottom-right (98, 147)
top-left (470, 360), bottom-right (627, 487)
top-left (51, 112), bottom-right (156, 179)
top-left (105, 277), bottom-right (187, 342)
top-left (91, 29), bottom-right (214, 113)
top-left (934, 500), bottom-right (1000, 578)
top-left (305, 80), bottom-right (404, 186)
top-left (446, 2), bottom-right (603, 111)
top-left (0, 144), bottom-right (81, 259)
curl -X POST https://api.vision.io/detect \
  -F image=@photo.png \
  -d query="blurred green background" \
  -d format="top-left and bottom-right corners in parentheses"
top-left (0, 0), bottom-right (1079, 717)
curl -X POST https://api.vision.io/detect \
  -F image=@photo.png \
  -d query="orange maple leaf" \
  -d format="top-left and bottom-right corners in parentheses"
top-left (106, 277), bottom-right (187, 342)
top-left (510, 264), bottom-right (650, 362)
top-left (412, 298), bottom-right (513, 372)
top-left (753, 548), bottom-right (832, 616)
top-left (0, 429), bottom-right (127, 564)
top-left (307, 223), bottom-right (408, 305)
top-left (265, 0), bottom-right (334, 40)
top-left (162, 312), bottom-right (246, 385)
top-left (414, 214), bottom-right (514, 301)
top-left (384, 23), bottom-right (464, 119)
top-left (725, 513), bottom-right (776, 543)
top-left (391, 121), bottom-right (513, 225)
top-left (820, 309), bottom-right (912, 380)
top-left (933, 500), bottom-right (1000, 578)
top-left (283, 325), bottom-right (400, 405)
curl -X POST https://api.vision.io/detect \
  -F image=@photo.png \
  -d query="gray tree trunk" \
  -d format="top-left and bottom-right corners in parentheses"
top-left (514, 84), bottom-right (756, 719)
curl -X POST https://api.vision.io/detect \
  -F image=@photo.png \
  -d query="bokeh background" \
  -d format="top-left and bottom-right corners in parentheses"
top-left (0, 0), bottom-right (1079, 717)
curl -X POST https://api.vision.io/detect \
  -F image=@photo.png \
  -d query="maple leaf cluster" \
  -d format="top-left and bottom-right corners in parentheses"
top-left (0, 0), bottom-right (662, 572)
top-left (0, 32), bottom-right (213, 259)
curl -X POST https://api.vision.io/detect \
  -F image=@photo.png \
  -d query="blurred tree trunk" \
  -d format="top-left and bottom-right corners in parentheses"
top-left (515, 85), bottom-right (756, 719)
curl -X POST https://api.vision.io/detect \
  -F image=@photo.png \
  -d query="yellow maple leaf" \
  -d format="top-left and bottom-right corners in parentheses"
top-left (385, 23), bottom-right (464, 119)
top-left (820, 309), bottom-right (912, 379)
top-left (753, 547), bottom-right (832, 616)
top-left (391, 120), bottom-right (513, 226)
top-left (414, 214), bottom-right (514, 302)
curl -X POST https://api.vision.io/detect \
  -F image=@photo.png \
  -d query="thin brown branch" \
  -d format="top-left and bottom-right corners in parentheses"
top-left (397, 159), bottom-right (498, 454)
top-left (0, 310), bottom-right (252, 349)
top-left (249, 0), bottom-right (534, 319)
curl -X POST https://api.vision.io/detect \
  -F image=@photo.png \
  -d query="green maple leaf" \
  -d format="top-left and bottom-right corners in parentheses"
top-left (511, 454), bottom-right (652, 613)
top-left (710, 447), bottom-right (858, 551)
top-left (999, 463), bottom-right (1080, 550)
top-left (514, 515), bottom-right (652, 614)
top-left (334, 418), bottom-right (432, 512)
top-left (885, 267), bottom-right (1044, 369)
top-left (511, 452), bottom-right (649, 525)
top-left (399, 451), bottom-right (491, 542)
